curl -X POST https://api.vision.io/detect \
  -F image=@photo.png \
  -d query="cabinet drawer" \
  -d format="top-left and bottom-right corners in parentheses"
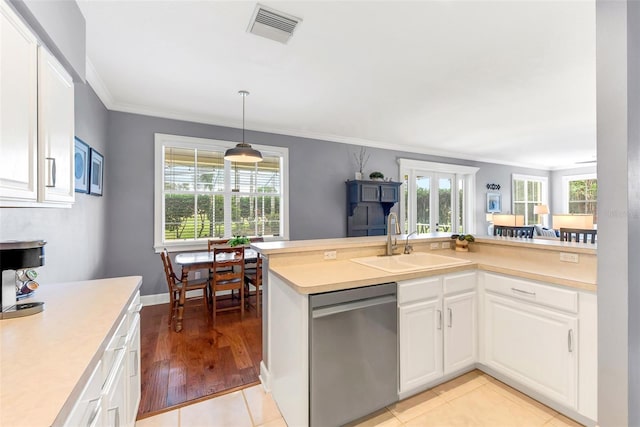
top-left (63, 360), bottom-right (103, 427)
top-left (398, 276), bottom-right (442, 305)
top-left (102, 314), bottom-right (128, 383)
top-left (483, 272), bottom-right (578, 314)
top-left (443, 271), bottom-right (476, 295)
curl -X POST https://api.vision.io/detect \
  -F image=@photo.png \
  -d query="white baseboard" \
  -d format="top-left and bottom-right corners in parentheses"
top-left (140, 290), bottom-right (205, 306)
top-left (259, 360), bottom-right (271, 392)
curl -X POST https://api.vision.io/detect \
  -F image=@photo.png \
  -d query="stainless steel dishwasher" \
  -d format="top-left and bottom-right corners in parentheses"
top-left (309, 282), bottom-right (398, 427)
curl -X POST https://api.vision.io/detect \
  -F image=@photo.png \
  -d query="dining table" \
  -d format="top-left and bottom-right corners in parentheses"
top-left (173, 248), bottom-right (258, 332)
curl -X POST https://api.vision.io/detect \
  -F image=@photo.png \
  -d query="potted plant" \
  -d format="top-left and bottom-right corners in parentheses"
top-left (369, 171), bottom-right (384, 181)
top-left (227, 236), bottom-right (250, 247)
top-left (451, 233), bottom-right (475, 252)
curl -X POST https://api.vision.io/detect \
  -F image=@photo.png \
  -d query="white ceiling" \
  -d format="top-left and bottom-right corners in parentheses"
top-left (77, 0), bottom-right (597, 170)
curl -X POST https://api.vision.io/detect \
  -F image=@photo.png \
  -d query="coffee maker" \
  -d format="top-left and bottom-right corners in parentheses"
top-left (0, 240), bottom-right (46, 319)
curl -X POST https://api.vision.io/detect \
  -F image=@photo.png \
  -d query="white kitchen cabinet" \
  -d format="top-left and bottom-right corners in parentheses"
top-left (443, 290), bottom-right (477, 374)
top-left (398, 272), bottom-right (477, 396)
top-left (63, 291), bottom-right (141, 427)
top-left (37, 46), bottom-right (75, 204)
top-left (483, 283), bottom-right (578, 409)
top-left (399, 296), bottom-right (443, 391)
top-left (104, 350), bottom-right (127, 427)
top-left (0, 2), bottom-right (74, 207)
top-left (0, 1), bottom-right (38, 202)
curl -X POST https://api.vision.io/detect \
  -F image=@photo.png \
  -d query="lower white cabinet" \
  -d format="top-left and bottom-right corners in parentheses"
top-left (483, 292), bottom-right (577, 408)
top-left (443, 290), bottom-right (477, 374)
top-left (398, 272), bottom-right (477, 395)
top-left (64, 291), bottom-right (141, 427)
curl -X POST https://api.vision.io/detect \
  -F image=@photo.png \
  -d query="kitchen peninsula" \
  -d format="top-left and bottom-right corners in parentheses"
top-left (252, 235), bottom-right (597, 427)
top-left (0, 276), bottom-right (142, 427)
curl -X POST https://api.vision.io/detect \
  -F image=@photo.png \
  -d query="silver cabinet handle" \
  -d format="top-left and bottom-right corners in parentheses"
top-left (45, 157), bottom-right (56, 187)
top-left (437, 309), bottom-right (442, 330)
top-left (568, 329), bottom-right (574, 352)
top-left (130, 349), bottom-right (138, 377)
top-left (448, 308), bottom-right (452, 327)
top-left (511, 287), bottom-right (536, 296)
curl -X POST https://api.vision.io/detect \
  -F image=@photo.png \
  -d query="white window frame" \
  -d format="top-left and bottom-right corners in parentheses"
top-left (511, 174), bottom-right (549, 226)
top-left (153, 133), bottom-right (289, 252)
top-left (562, 173), bottom-right (597, 215)
top-left (398, 159), bottom-right (479, 234)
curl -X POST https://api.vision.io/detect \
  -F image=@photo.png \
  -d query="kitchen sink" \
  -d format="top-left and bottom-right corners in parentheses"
top-left (350, 252), bottom-right (472, 273)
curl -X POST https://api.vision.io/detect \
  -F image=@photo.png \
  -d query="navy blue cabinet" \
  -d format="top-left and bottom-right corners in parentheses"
top-left (346, 180), bottom-right (401, 237)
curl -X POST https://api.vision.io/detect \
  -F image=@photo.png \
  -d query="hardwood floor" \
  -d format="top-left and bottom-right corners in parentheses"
top-left (138, 297), bottom-right (262, 419)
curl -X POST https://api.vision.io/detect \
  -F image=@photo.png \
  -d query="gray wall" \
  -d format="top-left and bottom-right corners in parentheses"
top-left (9, 0), bottom-right (86, 82)
top-left (104, 111), bottom-right (548, 296)
top-left (0, 83), bottom-right (109, 283)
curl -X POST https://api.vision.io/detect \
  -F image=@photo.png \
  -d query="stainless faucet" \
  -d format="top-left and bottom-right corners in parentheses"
top-left (404, 231), bottom-right (417, 254)
top-left (385, 212), bottom-right (400, 256)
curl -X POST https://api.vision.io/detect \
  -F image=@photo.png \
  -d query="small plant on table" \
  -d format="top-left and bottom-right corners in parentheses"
top-left (451, 234), bottom-right (475, 252)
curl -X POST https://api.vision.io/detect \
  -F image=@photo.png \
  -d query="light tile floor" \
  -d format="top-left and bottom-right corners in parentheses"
top-left (135, 371), bottom-right (584, 427)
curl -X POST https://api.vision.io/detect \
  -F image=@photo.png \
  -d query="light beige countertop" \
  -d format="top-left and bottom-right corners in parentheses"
top-left (0, 276), bottom-right (142, 427)
top-left (255, 235), bottom-right (597, 294)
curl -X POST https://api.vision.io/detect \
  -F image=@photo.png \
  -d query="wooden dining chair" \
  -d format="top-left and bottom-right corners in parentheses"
top-left (494, 225), bottom-right (535, 238)
top-left (211, 246), bottom-right (245, 323)
top-left (560, 228), bottom-right (597, 244)
top-left (244, 255), bottom-right (263, 317)
top-left (160, 249), bottom-right (209, 327)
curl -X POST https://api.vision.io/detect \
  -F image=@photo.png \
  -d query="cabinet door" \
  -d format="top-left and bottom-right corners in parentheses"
top-left (399, 297), bottom-right (443, 393)
top-left (126, 313), bottom-right (141, 426)
top-left (103, 350), bottom-right (127, 427)
top-left (38, 47), bottom-right (75, 204)
top-left (380, 184), bottom-right (398, 203)
top-left (360, 184), bottom-right (380, 202)
top-left (444, 291), bottom-right (477, 374)
top-left (484, 293), bottom-right (578, 408)
top-left (0, 2), bottom-right (38, 202)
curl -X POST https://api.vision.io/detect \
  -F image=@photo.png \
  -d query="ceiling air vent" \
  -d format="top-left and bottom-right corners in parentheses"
top-left (247, 4), bottom-right (302, 44)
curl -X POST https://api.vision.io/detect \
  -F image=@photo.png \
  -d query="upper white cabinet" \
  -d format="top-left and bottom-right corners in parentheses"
top-left (0, 2), bottom-right (75, 207)
top-left (38, 47), bottom-right (75, 204)
top-left (0, 1), bottom-right (38, 201)
top-left (398, 271), bottom-right (477, 396)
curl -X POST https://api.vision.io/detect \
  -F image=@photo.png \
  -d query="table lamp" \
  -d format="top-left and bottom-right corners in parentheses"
top-left (533, 204), bottom-right (549, 226)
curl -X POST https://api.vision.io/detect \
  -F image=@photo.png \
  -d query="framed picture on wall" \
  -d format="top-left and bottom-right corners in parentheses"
top-left (89, 148), bottom-right (104, 196)
top-left (487, 192), bottom-right (501, 213)
top-left (74, 137), bottom-right (90, 193)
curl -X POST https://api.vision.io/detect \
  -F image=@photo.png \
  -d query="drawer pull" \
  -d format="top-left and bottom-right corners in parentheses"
top-left (448, 308), bottom-right (453, 328)
top-left (45, 157), bottom-right (56, 187)
top-left (511, 287), bottom-right (536, 296)
top-left (568, 329), bottom-right (574, 352)
top-left (437, 309), bottom-right (442, 330)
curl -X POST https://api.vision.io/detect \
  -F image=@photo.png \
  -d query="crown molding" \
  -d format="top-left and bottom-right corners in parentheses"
top-left (85, 57), bottom-right (114, 109)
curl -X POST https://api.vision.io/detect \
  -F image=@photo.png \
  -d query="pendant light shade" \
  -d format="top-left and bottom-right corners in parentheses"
top-left (224, 90), bottom-right (263, 163)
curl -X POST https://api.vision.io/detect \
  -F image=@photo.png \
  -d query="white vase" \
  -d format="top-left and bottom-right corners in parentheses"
top-left (355, 172), bottom-right (363, 180)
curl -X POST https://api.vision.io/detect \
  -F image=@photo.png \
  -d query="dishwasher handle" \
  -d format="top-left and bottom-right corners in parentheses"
top-left (312, 295), bottom-right (397, 319)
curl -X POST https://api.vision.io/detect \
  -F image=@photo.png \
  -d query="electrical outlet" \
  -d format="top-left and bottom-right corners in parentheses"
top-left (442, 241), bottom-right (451, 249)
top-left (430, 243), bottom-right (440, 250)
top-left (324, 250), bottom-right (337, 260)
top-left (559, 252), bottom-right (579, 263)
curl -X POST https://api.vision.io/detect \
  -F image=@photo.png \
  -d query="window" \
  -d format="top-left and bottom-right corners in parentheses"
top-left (562, 174), bottom-right (598, 223)
top-left (512, 174), bottom-right (549, 225)
top-left (154, 134), bottom-right (288, 251)
top-left (399, 159), bottom-right (478, 234)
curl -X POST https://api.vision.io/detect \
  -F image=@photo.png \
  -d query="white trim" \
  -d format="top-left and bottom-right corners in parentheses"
top-left (561, 173), bottom-right (597, 214)
top-left (511, 174), bottom-right (549, 226)
top-left (398, 158), bottom-right (478, 234)
top-left (154, 133), bottom-right (289, 251)
top-left (140, 289), bottom-right (204, 306)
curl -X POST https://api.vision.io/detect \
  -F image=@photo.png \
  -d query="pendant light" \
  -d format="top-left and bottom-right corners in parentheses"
top-left (224, 90), bottom-right (263, 163)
